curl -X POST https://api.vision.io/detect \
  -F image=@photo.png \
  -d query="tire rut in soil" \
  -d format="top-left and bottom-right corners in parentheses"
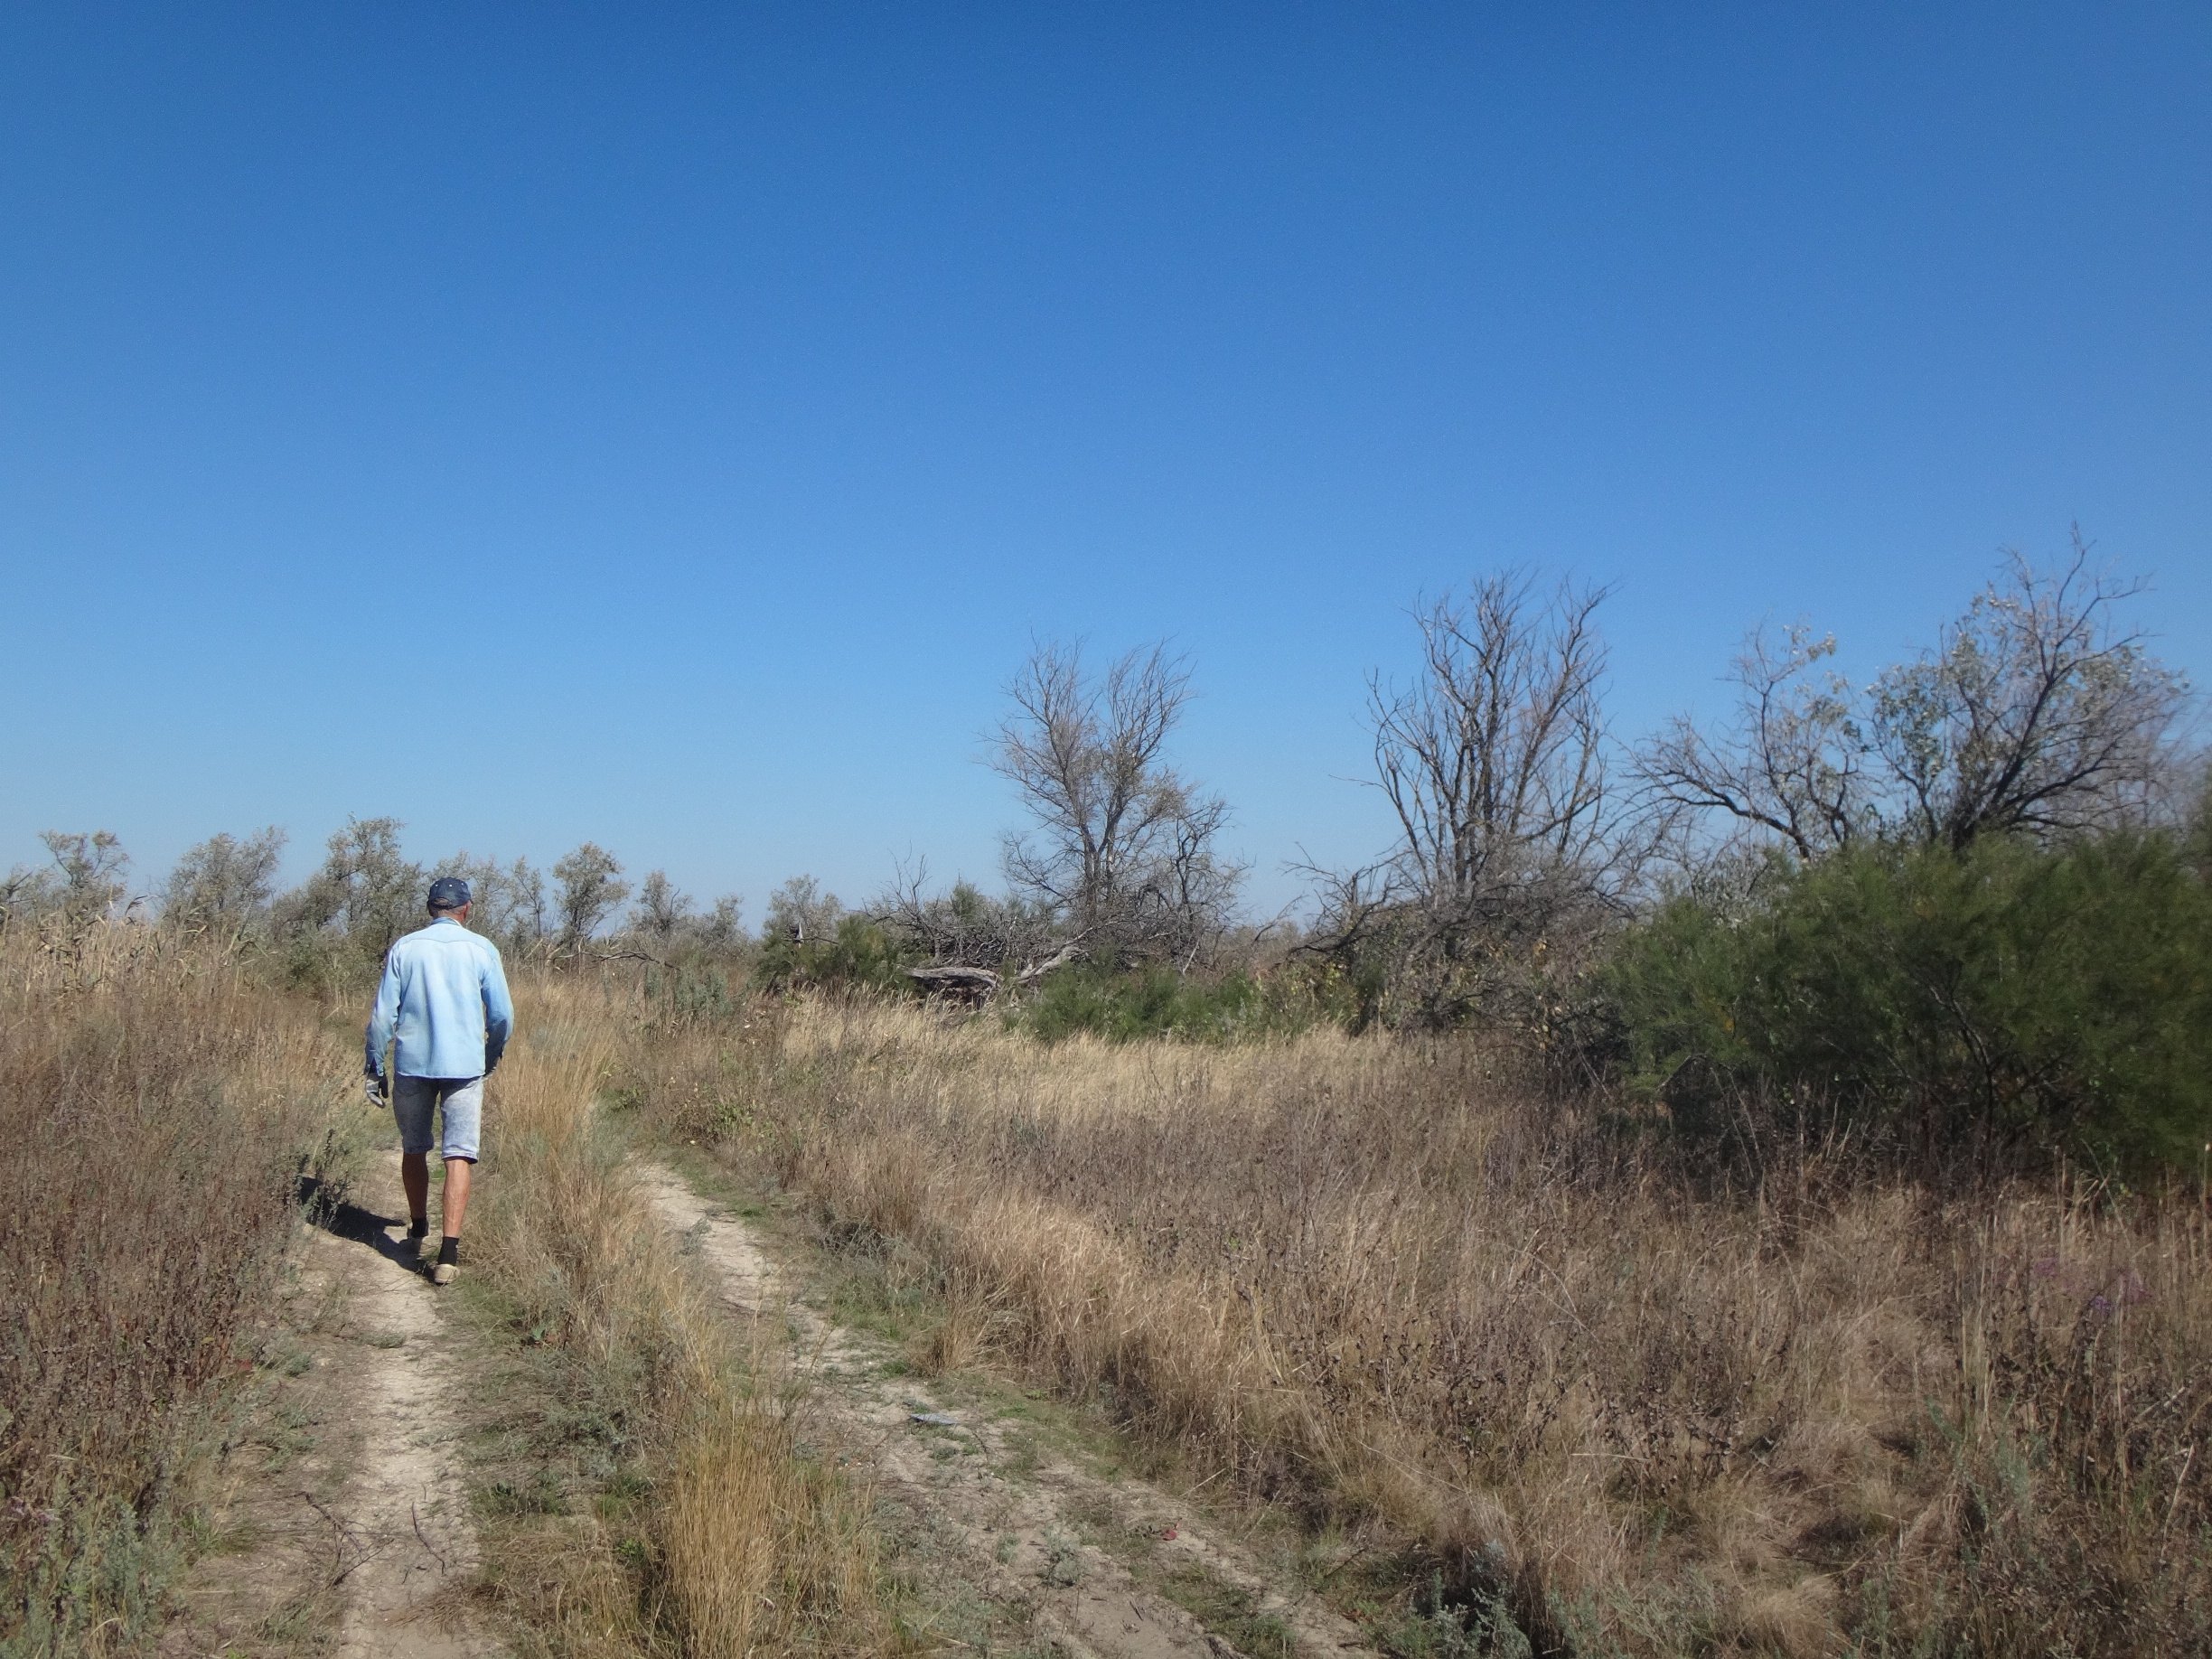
top-left (633, 1161), bottom-right (1375, 1659)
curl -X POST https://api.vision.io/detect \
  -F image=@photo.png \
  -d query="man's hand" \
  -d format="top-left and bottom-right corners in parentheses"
top-left (364, 1073), bottom-right (388, 1109)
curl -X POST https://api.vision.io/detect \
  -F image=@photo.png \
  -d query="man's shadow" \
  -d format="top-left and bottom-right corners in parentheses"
top-left (296, 1175), bottom-right (426, 1272)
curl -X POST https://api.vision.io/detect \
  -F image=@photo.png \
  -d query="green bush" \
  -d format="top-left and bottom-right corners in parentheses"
top-left (753, 914), bottom-right (914, 996)
top-left (1017, 962), bottom-right (1334, 1044)
top-left (1606, 833), bottom-right (2212, 1176)
top-left (641, 962), bottom-right (742, 1026)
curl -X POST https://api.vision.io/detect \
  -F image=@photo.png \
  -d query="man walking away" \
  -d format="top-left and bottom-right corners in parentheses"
top-left (364, 876), bottom-right (515, 1285)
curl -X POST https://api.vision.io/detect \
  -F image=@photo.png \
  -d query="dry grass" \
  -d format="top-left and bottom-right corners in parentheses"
top-left (0, 923), bottom-right (341, 1654)
top-left (20, 918), bottom-right (2191, 1655)
top-left (467, 975), bottom-right (889, 1657)
top-left (0, 931), bottom-right (891, 1658)
top-left (618, 990), bottom-right (2212, 1657)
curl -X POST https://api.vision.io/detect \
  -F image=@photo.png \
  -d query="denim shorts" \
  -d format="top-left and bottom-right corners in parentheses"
top-left (391, 1074), bottom-right (484, 1162)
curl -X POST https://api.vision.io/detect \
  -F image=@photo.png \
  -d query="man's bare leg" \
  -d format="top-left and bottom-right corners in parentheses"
top-left (401, 1150), bottom-right (430, 1227)
top-left (427, 1157), bottom-right (473, 1285)
top-left (440, 1157), bottom-right (472, 1239)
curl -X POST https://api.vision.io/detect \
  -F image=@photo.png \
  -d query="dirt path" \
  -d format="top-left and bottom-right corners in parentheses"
top-left (321, 1213), bottom-right (497, 1659)
top-left (162, 1190), bottom-right (498, 1659)
top-left (635, 1162), bottom-right (1375, 1659)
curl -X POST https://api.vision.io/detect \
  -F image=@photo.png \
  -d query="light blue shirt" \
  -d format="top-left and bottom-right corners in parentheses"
top-left (365, 918), bottom-right (514, 1081)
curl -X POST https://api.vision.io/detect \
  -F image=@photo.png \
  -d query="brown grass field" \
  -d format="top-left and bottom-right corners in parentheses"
top-left (5, 932), bottom-right (2207, 1656)
top-left (619, 989), bottom-right (2212, 1657)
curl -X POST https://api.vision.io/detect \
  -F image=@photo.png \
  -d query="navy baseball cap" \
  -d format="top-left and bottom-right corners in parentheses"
top-left (427, 876), bottom-right (472, 909)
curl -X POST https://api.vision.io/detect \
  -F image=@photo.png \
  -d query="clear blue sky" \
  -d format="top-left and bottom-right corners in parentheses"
top-left (4, 4), bottom-right (2207, 916)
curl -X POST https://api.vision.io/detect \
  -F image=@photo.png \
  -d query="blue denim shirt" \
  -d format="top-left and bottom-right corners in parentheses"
top-left (365, 918), bottom-right (515, 1081)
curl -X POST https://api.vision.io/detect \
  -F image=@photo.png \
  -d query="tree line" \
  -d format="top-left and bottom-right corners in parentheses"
top-left (6, 531), bottom-right (2204, 1173)
top-left (0, 820), bottom-right (743, 979)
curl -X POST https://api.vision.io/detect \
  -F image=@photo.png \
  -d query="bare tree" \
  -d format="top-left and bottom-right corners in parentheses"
top-left (1634, 625), bottom-right (1876, 863)
top-left (1154, 793), bottom-right (1243, 970)
top-left (994, 642), bottom-right (1187, 925)
top-left (1637, 539), bottom-right (2192, 860)
top-left (552, 842), bottom-right (630, 948)
top-left (992, 641), bottom-right (1244, 965)
top-left (1313, 571), bottom-right (1624, 1028)
top-left (1872, 542), bottom-right (2189, 848)
top-left (164, 828), bottom-right (287, 940)
top-left (1370, 573), bottom-right (1614, 914)
top-left (507, 857), bottom-right (551, 953)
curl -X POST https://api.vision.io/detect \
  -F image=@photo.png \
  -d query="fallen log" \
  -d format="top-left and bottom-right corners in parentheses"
top-left (904, 964), bottom-right (1000, 999)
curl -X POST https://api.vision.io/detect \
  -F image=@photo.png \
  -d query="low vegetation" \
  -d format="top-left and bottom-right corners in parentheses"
top-left (450, 974), bottom-right (889, 1658)
top-left (1607, 830), bottom-right (2212, 1177)
top-left (621, 992), bottom-right (2212, 1657)
top-left (0, 927), bottom-right (337, 1654)
top-left (0, 927), bottom-right (890, 1657)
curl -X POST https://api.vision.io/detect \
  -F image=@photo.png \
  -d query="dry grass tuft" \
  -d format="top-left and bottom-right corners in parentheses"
top-left (907, 1275), bottom-right (1003, 1380)
top-left (658, 1380), bottom-right (883, 1659)
top-left (614, 990), bottom-right (2212, 1656)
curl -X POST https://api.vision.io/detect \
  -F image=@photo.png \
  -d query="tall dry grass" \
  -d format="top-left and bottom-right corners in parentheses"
top-left (0, 924), bottom-right (340, 1655)
top-left (619, 991), bottom-right (2212, 1656)
top-left (469, 975), bottom-right (886, 1658)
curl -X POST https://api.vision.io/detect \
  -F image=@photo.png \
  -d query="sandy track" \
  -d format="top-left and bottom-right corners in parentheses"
top-left (634, 1162), bottom-right (1374, 1659)
top-left (159, 1195), bottom-right (499, 1659)
top-left (322, 1219), bottom-right (498, 1659)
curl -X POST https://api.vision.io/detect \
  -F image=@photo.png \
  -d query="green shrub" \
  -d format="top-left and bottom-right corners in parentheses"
top-left (1607, 833), bottom-right (2212, 1176)
top-left (753, 914), bottom-right (914, 996)
top-left (1017, 963), bottom-right (1332, 1044)
top-left (640, 961), bottom-right (743, 1026)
